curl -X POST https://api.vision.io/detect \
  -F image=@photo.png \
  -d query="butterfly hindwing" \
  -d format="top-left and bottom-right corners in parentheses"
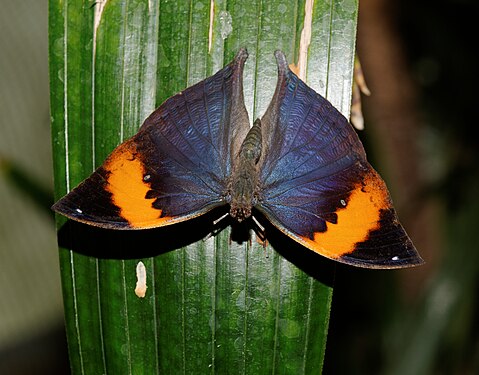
top-left (256, 51), bottom-right (423, 268)
top-left (53, 49), bottom-right (250, 229)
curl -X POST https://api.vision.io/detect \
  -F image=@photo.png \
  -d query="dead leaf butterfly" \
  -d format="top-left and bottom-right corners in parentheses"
top-left (52, 48), bottom-right (423, 269)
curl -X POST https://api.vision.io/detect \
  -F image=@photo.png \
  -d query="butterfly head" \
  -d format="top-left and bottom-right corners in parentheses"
top-left (229, 204), bottom-right (252, 223)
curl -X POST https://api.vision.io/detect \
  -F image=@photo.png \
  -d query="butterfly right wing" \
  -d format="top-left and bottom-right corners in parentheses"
top-left (255, 51), bottom-right (423, 268)
top-left (52, 49), bottom-right (251, 229)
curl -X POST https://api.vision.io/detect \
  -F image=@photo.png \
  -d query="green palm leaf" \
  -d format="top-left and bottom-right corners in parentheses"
top-left (49, 0), bottom-right (358, 373)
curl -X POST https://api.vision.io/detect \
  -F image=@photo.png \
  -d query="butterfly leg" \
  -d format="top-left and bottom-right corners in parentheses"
top-left (251, 215), bottom-right (268, 246)
top-left (203, 212), bottom-right (230, 241)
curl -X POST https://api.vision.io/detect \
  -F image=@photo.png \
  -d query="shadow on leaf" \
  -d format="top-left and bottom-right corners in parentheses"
top-left (57, 206), bottom-right (335, 287)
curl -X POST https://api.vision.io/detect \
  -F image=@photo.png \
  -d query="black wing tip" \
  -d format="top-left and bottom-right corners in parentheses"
top-left (339, 258), bottom-right (426, 270)
top-left (340, 250), bottom-right (425, 269)
top-left (52, 199), bottom-right (132, 230)
top-left (51, 198), bottom-right (82, 221)
top-left (51, 198), bottom-right (68, 215)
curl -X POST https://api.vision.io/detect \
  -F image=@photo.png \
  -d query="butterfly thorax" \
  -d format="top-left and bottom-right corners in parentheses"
top-left (228, 119), bottom-right (262, 222)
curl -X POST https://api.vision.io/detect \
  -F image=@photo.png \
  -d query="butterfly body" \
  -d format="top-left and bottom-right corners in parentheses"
top-left (228, 119), bottom-right (262, 222)
top-left (53, 48), bottom-right (424, 269)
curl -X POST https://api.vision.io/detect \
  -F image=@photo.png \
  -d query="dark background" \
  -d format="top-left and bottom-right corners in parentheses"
top-left (326, 1), bottom-right (479, 374)
top-left (1, 0), bottom-right (477, 374)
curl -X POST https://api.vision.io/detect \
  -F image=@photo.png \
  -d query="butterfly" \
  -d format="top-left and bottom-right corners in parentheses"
top-left (52, 48), bottom-right (423, 269)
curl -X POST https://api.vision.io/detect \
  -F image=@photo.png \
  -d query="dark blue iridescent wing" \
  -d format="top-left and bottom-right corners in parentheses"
top-left (52, 49), bottom-right (250, 229)
top-left (256, 51), bottom-right (423, 268)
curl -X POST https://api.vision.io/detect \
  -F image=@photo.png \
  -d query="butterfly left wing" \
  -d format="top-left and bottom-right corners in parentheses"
top-left (256, 51), bottom-right (423, 268)
top-left (52, 49), bottom-right (251, 229)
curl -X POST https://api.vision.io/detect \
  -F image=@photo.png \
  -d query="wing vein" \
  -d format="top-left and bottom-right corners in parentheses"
top-left (264, 159), bottom-right (358, 200)
top-left (183, 87), bottom-right (223, 172)
top-left (150, 126), bottom-right (224, 195)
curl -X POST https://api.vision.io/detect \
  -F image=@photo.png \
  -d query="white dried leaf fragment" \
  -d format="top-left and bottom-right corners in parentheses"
top-left (135, 261), bottom-right (147, 298)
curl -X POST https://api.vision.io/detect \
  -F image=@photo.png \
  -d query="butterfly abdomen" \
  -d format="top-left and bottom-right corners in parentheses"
top-left (228, 119), bottom-right (263, 222)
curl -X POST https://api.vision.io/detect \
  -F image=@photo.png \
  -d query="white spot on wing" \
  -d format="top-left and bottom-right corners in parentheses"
top-left (392, 256), bottom-right (400, 261)
top-left (135, 261), bottom-right (147, 298)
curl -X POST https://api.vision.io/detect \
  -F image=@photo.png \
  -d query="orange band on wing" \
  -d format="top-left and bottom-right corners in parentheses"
top-left (105, 140), bottom-right (172, 228)
top-left (300, 169), bottom-right (390, 258)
